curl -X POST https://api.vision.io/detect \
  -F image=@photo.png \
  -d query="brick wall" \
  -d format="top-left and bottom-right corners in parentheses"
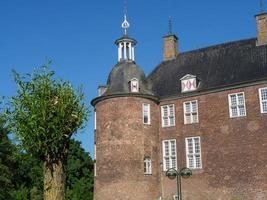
top-left (163, 35), bottom-right (178, 60)
top-left (94, 97), bottom-right (160, 200)
top-left (93, 83), bottom-right (267, 200)
top-left (256, 13), bottom-right (267, 46)
top-left (159, 84), bottom-right (267, 200)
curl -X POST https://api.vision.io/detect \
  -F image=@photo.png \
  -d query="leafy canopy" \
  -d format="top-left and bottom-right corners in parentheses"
top-left (0, 118), bottom-right (13, 200)
top-left (9, 67), bottom-right (89, 161)
top-left (66, 140), bottom-right (94, 200)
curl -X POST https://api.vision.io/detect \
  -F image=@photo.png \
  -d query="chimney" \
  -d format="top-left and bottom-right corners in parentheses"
top-left (163, 34), bottom-right (178, 60)
top-left (255, 12), bottom-right (267, 46)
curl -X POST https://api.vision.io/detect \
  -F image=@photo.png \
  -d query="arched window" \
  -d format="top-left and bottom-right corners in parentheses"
top-left (144, 157), bottom-right (152, 174)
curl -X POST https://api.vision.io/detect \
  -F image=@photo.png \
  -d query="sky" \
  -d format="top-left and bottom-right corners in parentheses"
top-left (0, 0), bottom-right (264, 155)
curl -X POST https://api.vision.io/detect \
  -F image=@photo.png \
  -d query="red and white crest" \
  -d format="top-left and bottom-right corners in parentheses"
top-left (180, 74), bottom-right (198, 93)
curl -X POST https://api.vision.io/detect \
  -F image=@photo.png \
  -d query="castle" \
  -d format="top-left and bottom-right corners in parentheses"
top-left (91, 8), bottom-right (267, 200)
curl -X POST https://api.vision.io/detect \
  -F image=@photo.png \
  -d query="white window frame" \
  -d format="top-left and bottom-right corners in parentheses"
top-left (161, 104), bottom-right (175, 127)
top-left (228, 92), bottom-right (246, 118)
top-left (183, 100), bottom-right (199, 124)
top-left (259, 87), bottom-right (267, 113)
top-left (94, 110), bottom-right (97, 130)
top-left (162, 139), bottom-right (177, 171)
top-left (144, 157), bottom-right (152, 175)
top-left (142, 103), bottom-right (151, 125)
top-left (130, 78), bottom-right (139, 93)
top-left (185, 136), bottom-right (202, 169)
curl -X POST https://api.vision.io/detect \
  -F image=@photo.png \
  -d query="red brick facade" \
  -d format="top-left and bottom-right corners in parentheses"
top-left (94, 83), bottom-right (267, 200)
top-left (94, 97), bottom-right (160, 200)
top-left (159, 83), bottom-right (267, 200)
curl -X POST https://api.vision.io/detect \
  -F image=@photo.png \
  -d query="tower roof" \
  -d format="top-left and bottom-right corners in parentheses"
top-left (103, 61), bottom-right (153, 96)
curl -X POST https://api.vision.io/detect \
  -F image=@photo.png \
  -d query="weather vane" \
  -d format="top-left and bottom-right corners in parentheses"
top-left (121, 0), bottom-right (130, 35)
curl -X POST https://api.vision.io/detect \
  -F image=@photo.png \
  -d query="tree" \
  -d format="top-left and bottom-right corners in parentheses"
top-left (66, 139), bottom-right (94, 200)
top-left (9, 139), bottom-right (93, 200)
top-left (8, 67), bottom-right (89, 200)
top-left (0, 115), bottom-right (14, 200)
top-left (10, 150), bottom-right (43, 200)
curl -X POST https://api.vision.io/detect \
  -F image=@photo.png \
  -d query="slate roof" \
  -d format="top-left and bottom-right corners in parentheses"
top-left (147, 38), bottom-right (267, 98)
top-left (104, 61), bottom-right (153, 96)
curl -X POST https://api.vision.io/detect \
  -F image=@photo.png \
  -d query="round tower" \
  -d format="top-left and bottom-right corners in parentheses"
top-left (91, 14), bottom-right (160, 200)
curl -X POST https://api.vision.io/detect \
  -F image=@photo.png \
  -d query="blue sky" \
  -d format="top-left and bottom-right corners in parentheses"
top-left (0, 0), bottom-right (264, 155)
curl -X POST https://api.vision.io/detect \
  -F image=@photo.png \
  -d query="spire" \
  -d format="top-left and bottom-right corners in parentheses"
top-left (121, 0), bottom-right (130, 36)
top-left (115, 1), bottom-right (137, 62)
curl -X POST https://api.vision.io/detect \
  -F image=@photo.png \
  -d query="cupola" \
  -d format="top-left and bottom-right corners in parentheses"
top-left (94, 12), bottom-right (154, 98)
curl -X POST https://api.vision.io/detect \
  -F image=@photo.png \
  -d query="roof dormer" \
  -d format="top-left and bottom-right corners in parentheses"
top-left (129, 78), bottom-right (139, 93)
top-left (180, 74), bottom-right (199, 93)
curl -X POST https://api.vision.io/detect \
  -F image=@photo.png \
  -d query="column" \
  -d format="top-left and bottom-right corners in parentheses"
top-left (124, 42), bottom-right (127, 60)
top-left (132, 46), bottom-right (135, 61)
top-left (118, 43), bottom-right (122, 61)
top-left (129, 42), bottom-right (132, 60)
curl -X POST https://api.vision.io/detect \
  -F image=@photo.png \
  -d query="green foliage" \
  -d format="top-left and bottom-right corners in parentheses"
top-left (11, 151), bottom-right (43, 200)
top-left (0, 133), bottom-right (94, 199)
top-left (10, 185), bottom-right (29, 200)
top-left (8, 66), bottom-right (89, 162)
top-left (0, 120), bottom-right (13, 200)
top-left (66, 140), bottom-right (94, 200)
top-left (1, 66), bottom-right (93, 199)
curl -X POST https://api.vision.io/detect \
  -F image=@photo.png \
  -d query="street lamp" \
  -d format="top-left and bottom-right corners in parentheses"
top-left (166, 168), bottom-right (192, 200)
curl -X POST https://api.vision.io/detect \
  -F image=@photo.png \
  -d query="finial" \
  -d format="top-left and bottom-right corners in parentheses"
top-left (168, 16), bottom-right (173, 35)
top-left (260, 0), bottom-right (265, 13)
top-left (121, 0), bottom-right (130, 35)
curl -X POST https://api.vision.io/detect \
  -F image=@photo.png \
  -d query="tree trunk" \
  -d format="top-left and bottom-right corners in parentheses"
top-left (43, 159), bottom-right (66, 200)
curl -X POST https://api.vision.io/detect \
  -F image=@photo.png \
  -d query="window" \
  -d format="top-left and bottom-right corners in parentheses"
top-left (144, 157), bottom-right (152, 174)
top-left (180, 74), bottom-right (198, 93)
top-left (143, 103), bottom-right (151, 124)
top-left (185, 137), bottom-right (202, 169)
top-left (259, 88), bottom-right (267, 113)
top-left (129, 78), bottom-right (139, 93)
top-left (162, 139), bottom-right (177, 171)
top-left (228, 92), bottom-right (246, 118)
top-left (94, 110), bottom-right (97, 130)
top-left (161, 104), bottom-right (175, 127)
top-left (183, 100), bottom-right (198, 124)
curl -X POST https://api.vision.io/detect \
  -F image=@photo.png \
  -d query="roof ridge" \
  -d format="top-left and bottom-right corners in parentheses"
top-left (178, 37), bottom-right (256, 56)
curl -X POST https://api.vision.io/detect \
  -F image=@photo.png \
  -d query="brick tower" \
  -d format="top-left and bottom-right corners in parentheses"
top-left (91, 14), bottom-right (160, 200)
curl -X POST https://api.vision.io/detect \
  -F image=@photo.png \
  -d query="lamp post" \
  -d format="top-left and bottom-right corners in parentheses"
top-left (166, 168), bottom-right (192, 200)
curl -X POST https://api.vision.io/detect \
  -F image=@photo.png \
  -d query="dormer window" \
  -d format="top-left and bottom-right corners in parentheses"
top-left (129, 78), bottom-right (139, 93)
top-left (180, 74), bottom-right (198, 93)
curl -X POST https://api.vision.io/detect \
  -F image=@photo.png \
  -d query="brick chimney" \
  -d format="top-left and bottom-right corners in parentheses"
top-left (163, 34), bottom-right (178, 60)
top-left (255, 12), bottom-right (267, 46)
